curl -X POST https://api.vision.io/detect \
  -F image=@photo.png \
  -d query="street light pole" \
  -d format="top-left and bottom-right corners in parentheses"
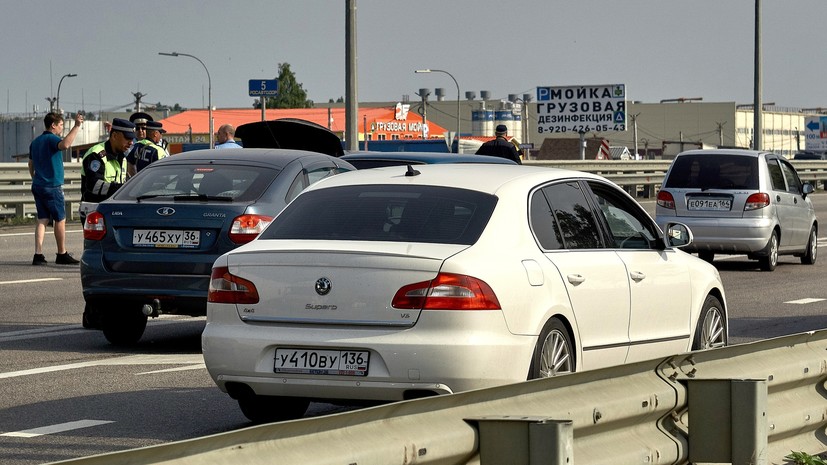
top-left (159, 52), bottom-right (213, 148)
top-left (415, 69), bottom-right (460, 153)
top-left (56, 73), bottom-right (77, 116)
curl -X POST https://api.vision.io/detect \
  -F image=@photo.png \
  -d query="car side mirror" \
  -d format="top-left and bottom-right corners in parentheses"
top-left (802, 182), bottom-right (814, 197)
top-left (665, 222), bottom-right (693, 248)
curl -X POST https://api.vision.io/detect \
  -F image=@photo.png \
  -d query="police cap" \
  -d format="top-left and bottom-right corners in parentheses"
top-left (111, 118), bottom-right (137, 139)
top-left (129, 112), bottom-right (153, 126)
top-left (146, 121), bottom-right (166, 134)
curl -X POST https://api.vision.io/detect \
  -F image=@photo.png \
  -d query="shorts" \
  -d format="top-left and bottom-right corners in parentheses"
top-left (31, 184), bottom-right (66, 221)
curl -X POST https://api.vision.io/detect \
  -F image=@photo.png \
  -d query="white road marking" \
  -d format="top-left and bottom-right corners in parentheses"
top-left (785, 298), bottom-right (826, 305)
top-left (0, 278), bottom-right (63, 285)
top-left (0, 316), bottom-right (204, 343)
top-left (136, 364), bottom-right (206, 375)
top-left (1, 419), bottom-right (113, 438)
top-left (0, 229), bottom-right (82, 238)
top-left (0, 354), bottom-right (204, 380)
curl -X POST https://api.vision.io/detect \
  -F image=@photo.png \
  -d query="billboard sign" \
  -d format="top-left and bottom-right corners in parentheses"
top-left (804, 116), bottom-right (827, 152)
top-left (535, 84), bottom-right (626, 134)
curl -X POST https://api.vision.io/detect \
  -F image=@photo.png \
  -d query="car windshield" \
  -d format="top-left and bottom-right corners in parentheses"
top-left (259, 184), bottom-right (498, 245)
top-left (665, 154), bottom-right (759, 190)
top-left (115, 164), bottom-right (279, 202)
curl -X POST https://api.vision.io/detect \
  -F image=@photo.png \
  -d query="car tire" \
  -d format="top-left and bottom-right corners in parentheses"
top-left (801, 226), bottom-right (818, 265)
top-left (101, 306), bottom-right (148, 346)
top-left (237, 395), bottom-right (310, 424)
top-left (692, 295), bottom-right (727, 350)
top-left (698, 252), bottom-right (715, 263)
top-left (529, 318), bottom-right (574, 379)
top-left (759, 231), bottom-right (779, 271)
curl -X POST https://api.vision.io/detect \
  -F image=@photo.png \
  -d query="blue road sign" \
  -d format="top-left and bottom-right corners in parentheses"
top-left (249, 79), bottom-right (278, 97)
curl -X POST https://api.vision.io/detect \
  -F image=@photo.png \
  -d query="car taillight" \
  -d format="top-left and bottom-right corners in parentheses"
top-left (744, 193), bottom-right (770, 211)
top-left (392, 273), bottom-right (501, 310)
top-left (208, 266), bottom-right (259, 304)
top-left (656, 190), bottom-right (675, 210)
top-left (227, 214), bottom-right (274, 244)
top-left (83, 211), bottom-right (106, 240)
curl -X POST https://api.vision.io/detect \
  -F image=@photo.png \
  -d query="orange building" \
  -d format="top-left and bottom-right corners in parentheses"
top-left (159, 104), bottom-right (447, 149)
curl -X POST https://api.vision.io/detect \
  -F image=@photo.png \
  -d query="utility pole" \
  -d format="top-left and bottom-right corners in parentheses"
top-left (716, 121), bottom-right (726, 146)
top-left (631, 113), bottom-right (640, 159)
top-left (345, 0), bottom-right (358, 151)
top-left (753, 0), bottom-right (762, 150)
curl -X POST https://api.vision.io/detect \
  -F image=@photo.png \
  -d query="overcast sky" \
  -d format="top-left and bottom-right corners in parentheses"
top-left (3, 0), bottom-right (824, 115)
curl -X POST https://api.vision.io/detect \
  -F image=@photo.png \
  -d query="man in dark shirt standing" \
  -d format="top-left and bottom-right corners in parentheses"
top-left (475, 124), bottom-right (522, 164)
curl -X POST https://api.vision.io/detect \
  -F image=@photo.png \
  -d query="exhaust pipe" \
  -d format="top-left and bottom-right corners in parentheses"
top-left (141, 299), bottom-right (161, 318)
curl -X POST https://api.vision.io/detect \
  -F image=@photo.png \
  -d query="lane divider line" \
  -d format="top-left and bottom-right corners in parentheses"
top-left (1, 419), bottom-right (114, 438)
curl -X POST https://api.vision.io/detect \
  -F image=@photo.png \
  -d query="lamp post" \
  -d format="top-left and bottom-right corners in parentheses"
top-left (55, 73), bottom-right (77, 115)
top-left (415, 69), bottom-right (460, 153)
top-left (159, 52), bottom-right (213, 148)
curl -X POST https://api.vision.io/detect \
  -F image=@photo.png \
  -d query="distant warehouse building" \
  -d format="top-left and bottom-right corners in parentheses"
top-left (372, 97), bottom-right (821, 159)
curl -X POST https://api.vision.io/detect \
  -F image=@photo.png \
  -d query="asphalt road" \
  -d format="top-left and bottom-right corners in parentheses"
top-left (1, 195), bottom-right (827, 464)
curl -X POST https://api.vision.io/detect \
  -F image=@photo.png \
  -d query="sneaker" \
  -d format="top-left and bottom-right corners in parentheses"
top-left (55, 252), bottom-right (80, 265)
top-left (32, 254), bottom-right (47, 266)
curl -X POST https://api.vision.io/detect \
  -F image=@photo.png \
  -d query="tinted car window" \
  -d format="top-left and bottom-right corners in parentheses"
top-left (541, 182), bottom-right (601, 249)
top-left (780, 160), bottom-right (802, 193)
top-left (260, 185), bottom-right (498, 245)
top-left (345, 159), bottom-right (428, 169)
top-left (588, 181), bottom-right (658, 249)
top-left (116, 164), bottom-right (279, 202)
top-left (529, 189), bottom-right (564, 250)
top-left (665, 155), bottom-right (758, 190)
top-left (766, 158), bottom-right (786, 191)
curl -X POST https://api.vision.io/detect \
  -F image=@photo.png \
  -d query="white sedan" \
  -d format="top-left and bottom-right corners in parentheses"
top-left (203, 164), bottom-right (728, 423)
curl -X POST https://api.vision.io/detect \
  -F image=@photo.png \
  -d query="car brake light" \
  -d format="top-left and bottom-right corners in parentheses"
top-left (744, 193), bottom-right (770, 211)
top-left (83, 211), bottom-right (106, 240)
top-left (392, 273), bottom-right (501, 310)
top-left (208, 266), bottom-right (259, 304)
top-left (656, 190), bottom-right (675, 210)
top-left (227, 214), bottom-right (274, 244)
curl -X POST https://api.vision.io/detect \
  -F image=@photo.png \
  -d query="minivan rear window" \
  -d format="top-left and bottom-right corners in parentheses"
top-left (665, 155), bottom-right (759, 190)
top-left (260, 185), bottom-right (498, 245)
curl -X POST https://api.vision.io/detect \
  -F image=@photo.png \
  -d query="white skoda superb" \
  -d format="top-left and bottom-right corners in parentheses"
top-left (202, 164), bottom-right (728, 423)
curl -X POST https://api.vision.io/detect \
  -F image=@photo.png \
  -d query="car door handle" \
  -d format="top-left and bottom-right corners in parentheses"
top-left (776, 195), bottom-right (782, 202)
top-left (567, 274), bottom-right (585, 285)
top-left (630, 271), bottom-right (646, 282)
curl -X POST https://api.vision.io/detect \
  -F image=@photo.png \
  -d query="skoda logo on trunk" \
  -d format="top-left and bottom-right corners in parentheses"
top-left (156, 207), bottom-right (176, 216)
top-left (315, 277), bottom-right (332, 295)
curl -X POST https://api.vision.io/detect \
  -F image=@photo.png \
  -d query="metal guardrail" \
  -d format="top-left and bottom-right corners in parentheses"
top-left (0, 163), bottom-right (83, 219)
top-left (4, 160), bottom-right (827, 220)
top-left (49, 330), bottom-right (827, 465)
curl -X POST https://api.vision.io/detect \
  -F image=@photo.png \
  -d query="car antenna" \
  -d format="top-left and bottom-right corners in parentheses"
top-left (405, 164), bottom-right (420, 177)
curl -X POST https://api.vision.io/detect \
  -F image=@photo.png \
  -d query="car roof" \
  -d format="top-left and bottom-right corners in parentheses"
top-left (304, 163), bottom-right (605, 196)
top-left (340, 151), bottom-right (517, 165)
top-left (675, 149), bottom-right (768, 158)
top-left (149, 148), bottom-right (352, 170)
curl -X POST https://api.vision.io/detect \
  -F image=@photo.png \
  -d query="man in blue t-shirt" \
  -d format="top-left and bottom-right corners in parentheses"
top-left (28, 111), bottom-right (84, 265)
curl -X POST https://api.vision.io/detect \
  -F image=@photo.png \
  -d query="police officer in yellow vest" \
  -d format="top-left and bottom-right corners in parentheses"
top-left (81, 118), bottom-right (135, 203)
top-left (127, 121), bottom-right (168, 177)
